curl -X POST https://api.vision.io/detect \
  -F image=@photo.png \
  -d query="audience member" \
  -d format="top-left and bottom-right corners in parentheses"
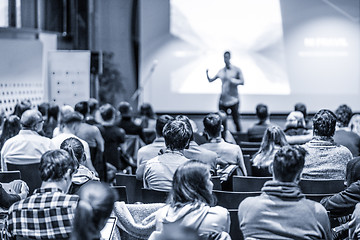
top-left (284, 111), bottom-right (310, 136)
top-left (51, 111), bottom-right (97, 175)
top-left (201, 113), bottom-right (247, 176)
top-left (1, 110), bottom-right (55, 171)
top-left (149, 160), bottom-right (230, 239)
top-left (12, 99), bottom-right (31, 118)
top-left (43, 103), bottom-right (59, 138)
top-left (74, 101), bottom-right (105, 165)
top-left (302, 109), bottom-right (353, 179)
top-left (0, 180), bottom-right (28, 209)
top-left (247, 103), bottom-right (272, 142)
top-left (7, 150), bottom-right (79, 239)
top-left (349, 114), bottom-right (360, 137)
top-left (143, 120), bottom-right (191, 191)
top-left (70, 181), bottom-right (116, 240)
top-left (117, 101), bottom-right (146, 142)
top-left (334, 104), bottom-right (360, 156)
top-left (137, 103), bottom-right (157, 129)
top-left (0, 115), bottom-right (21, 153)
top-left (97, 104), bottom-right (126, 179)
top-left (60, 137), bottom-right (99, 194)
top-left (53, 105), bottom-right (75, 137)
top-left (238, 145), bottom-right (332, 239)
top-left (217, 110), bottom-right (237, 144)
top-left (86, 98), bottom-right (100, 125)
top-left (251, 126), bottom-right (289, 177)
top-left (176, 115), bottom-right (219, 174)
top-left (136, 114), bottom-right (173, 180)
top-left (295, 102), bottom-right (312, 129)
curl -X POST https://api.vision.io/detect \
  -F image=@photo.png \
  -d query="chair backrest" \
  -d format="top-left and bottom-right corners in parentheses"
top-left (211, 176), bottom-right (221, 190)
top-left (141, 188), bottom-right (169, 204)
top-left (299, 179), bottom-right (345, 194)
top-left (243, 155), bottom-right (252, 176)
top-left (115, 173), bottom-right (143, 203)
top-left (0, 170), bottom-right (21, 183)
top-left (7, 163), bottom-right (42, 195)
top-left (228, 209), bottom-right (244, 240)
top-left (111, 186), bottom-right (128, 203)
top-left (232, 176), bottom-right (272, 192)
top-left (305, 193), bottom-right (334, 203)
top-left (239, 141), bottom-right (261, 149)
top-left (232, 132), bottom-right (248, 145)
top-left (241, 148), bottom-right (259, 158)
top-left (213, 190), bottom-right (261, 209)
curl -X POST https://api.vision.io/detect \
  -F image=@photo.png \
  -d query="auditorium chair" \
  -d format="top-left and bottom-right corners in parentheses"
top-left (0, 170), bottom-right (21, 183)
top-left (299, 179), bottom-right (345, 194)
top-left (141, 188), bottom-right (169, 203)
top-left (304, 193), bottom-right (334, 202)
top-left (7, 163), bottom-right (41, 194)
top-left (241, 148), bottom-right (259, 158)
top-left (211, 176), bottom-right (221, 190)
top-left (212, 190), bottom-right (261, 209)
top-left (111, 186), bottom-right (129, 203)
top-left (229, 209), bottom-right (244, 240)
top-left (115, 173), bottom-right (143, 203)
top-left (239, 141), bottom-right (261, 149)
top-left (243, 154), bottom-right (252, 176)
top-left (232, 176), bottom-right (272, 192)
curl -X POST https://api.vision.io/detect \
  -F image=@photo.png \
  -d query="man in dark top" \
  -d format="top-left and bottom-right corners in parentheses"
top-left (247, 104), bottom-right (272, 142)
top-left (117, 101), bottom-right (146, 142)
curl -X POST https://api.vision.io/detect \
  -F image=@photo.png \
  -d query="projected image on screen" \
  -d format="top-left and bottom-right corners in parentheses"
top-left (169, 0), bottom-right (290, 95)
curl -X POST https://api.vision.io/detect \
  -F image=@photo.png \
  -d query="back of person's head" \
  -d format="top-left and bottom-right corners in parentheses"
top-left (48, 103), bottom-right (59, 121)
top-left (346, 157), bottom-right (360, 187)
top-left (156, 115), bottom-right (174, 137)
top-left (99, 103), bottom-right (116, 122)
top-left (273, 145), bottom-right (307, 182)
top-left (62, 112), bottom-right (83, 125)
top-left (256, 104), bottom-right (268, 121)
top-left (163, 120), bottom-right (192, 151)
top-left (312, 109), bottom-right (337, 137)
top-left (13, 99), bottom-right (32, 118)
top-left (335, 104), bottom-right (353, 128)
top-left (88, 98), bottom-right (99, 115)
top-left (140, 103), bottom-right (155, 118)
top-left (20, 109), bottom-right (43, 130)
top-left (260, 126), bottom-right (288, 150)
top-left (60, 137), bottom-right (85, 167)
top-left (175, 115), bottom-right (194, 140)
top-left (294, 103), bottom-right (307, 118)
top-left (0, 115), bottom-right (21, 148)
top-left (74, 101), bottom-right (89, 117)
top-left (39, 149), bottom-right (77, 182)
top-left (38, 102), bottom-right (50, 117)
top-left (349, 114), bottom-right (360, 136)
top-left (285, 111), bottom-right (305, 128)
top-left (71, 181), bottom-right (116, 240)
top-left (170, 160), bottom-right (214, 208)
top-left (203, 113), bottom-right (222, 138)
top-left (118, 101), bottom-right (132, 117)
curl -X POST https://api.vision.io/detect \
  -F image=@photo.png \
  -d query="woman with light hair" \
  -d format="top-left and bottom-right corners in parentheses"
top-left (284, 111), bottom-right (309, 136)
top-left (349, 114), bottom-right (360, 137)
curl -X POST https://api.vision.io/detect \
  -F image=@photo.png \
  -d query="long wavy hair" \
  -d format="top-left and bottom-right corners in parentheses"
top-left (252, 126), bottom-right (289, 167)
top-left (169, 160), bottom-right (214, 208)
top-left (0, 115), bottom-right (21, 150)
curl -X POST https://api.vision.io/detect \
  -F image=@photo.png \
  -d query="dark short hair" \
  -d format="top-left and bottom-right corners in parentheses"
top-left (99, 104), bottom-right (115, 122)
top-left (155, 115), bottom-right (174, 137)
top-left (88, 98), bottom-right (99, 115)
top-left (39, 149), bottom-right (77, 182)
top-left (170, 160), bottom-right (214, 207)
top-left (163, 120), bottom-right (192, 151)
top-left (294, 103), bottom-right (307, 118)
top-left (118, 101), bottom-right (132, 117)
top-left (175, 115), bottom-right (194, 140)
top-left (312, 109), bottom-right (337, 137)
top-left (256, 104), bottom-right (268, 120)
top-left (74, 101), bottom-right (89, 116)
top-left (48, 104), bottom-right (59, 120)
top-left (273, 145), bottom-right (307, 182)
top-left (203, 113), bottom-right (222, 138)
top-left (38, 102), bottom-right (49, 117)
top-left (335, 104), bottom-right (352, 127)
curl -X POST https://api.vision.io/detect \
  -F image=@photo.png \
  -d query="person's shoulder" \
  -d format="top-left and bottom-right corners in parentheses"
top-left (209, 205), bottom-right (229, 217)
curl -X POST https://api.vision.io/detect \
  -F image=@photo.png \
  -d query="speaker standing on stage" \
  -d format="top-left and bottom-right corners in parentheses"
top-left (206, 51), bottom-right (244, 132)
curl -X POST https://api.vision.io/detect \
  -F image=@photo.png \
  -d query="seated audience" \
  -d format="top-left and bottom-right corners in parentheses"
top-left (334, 104), bottom-right (360, 156)
top-left (1, 109), bottom-right (55, 171)
top-left (7, 150), bottom-right (79, 239)
top-left (60, 137), bottom-right (99, 194)
top-left (302, 109), bottom-right (353, 179)
top-left (86, 98), bottom-right (100, 125)
top-left (295, 102), bottom-right (313, 130)
top-left (12, 99), bottom-right (31, 118)
top-left (143, 120), bottom-right (191, 191)
top-left (70, 181), bottom-right (116, 240)
top-left (97, 104), bottom-right (126, 177)
top-left (117, 101), bottom-right (146, 142)
top-left (0, 180), bottom-right (28, 209)
top-left (53, 105), bottom-right (75, 137)
top-left (136, 115), bottom-right (173, 180)
top-left (149, 160), bottom-right (230, 239)
top-left (238, 145), bottom-right (332, 239)
top-left (284, 111), bottom-right (310, 136)
top-left (74, 101), bottom-right (105, 164)
top-left (51, 112), bottom-right (97, 175)
top-left (201, 113), bottom-right (247, 176)
top-left (42, 103), bottom-right (59, 138)
top-left (136, 103), bottom-right (157, 130)
top-left (247, 103), bottom-right (272, 142)
top-left (0, 115), bottom-right (21, 154)
top-left (176, 115), bottom-right (219, 174)
top-left (251, 126), bottom-right (289, 177)
top-left (349, 114), bottom-right (360, 137)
